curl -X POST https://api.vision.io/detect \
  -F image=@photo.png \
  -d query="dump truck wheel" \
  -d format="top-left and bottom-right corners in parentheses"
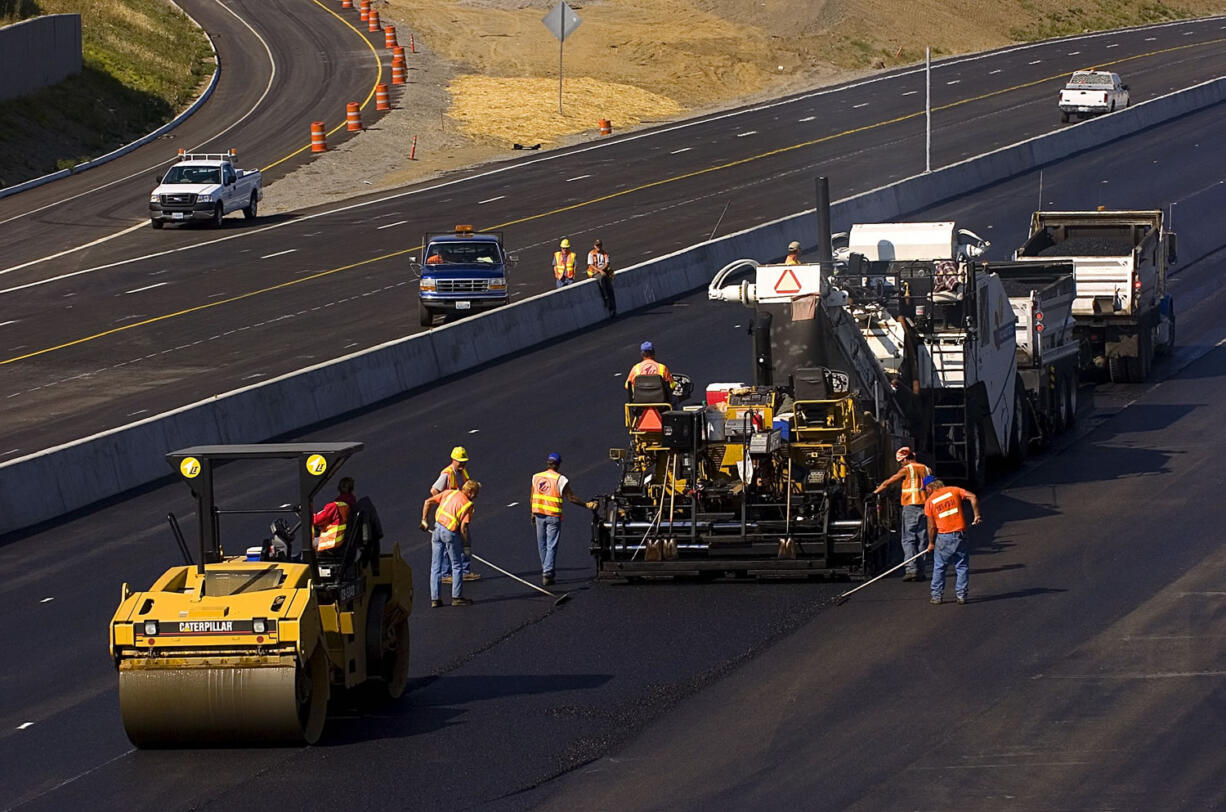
top-left (967, 421), bottom-right (987, 489)
top-left (1064, 373), bottom-right (1078, 426)
top-left (1006, 388), bottom-right (1028, 466)
top-left (364, 590), bottom-right (411, 701)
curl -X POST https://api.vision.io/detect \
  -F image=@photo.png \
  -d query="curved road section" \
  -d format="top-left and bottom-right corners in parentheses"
top-left (0, 99), bottom-right (1225, 808)
top-left (0, 20), bottom-right (1224, 459)
top-left (0, 0), bottom-right (386, 271)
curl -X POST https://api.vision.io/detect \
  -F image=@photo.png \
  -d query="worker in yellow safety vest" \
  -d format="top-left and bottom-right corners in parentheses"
top-left (587, 238), bottom-right (616, 316)
top-left (421, 480), bottom-right (481, 607)
top-left (530, 453), bottom-right (597, 586)
top-left (785, 240), bottom-right (801, 265)
top-left (313, 476), bottom-right (356, 551)
top-left (873, 447), bottom-right (933, 581)
top-left (553, 238), bottom-right (577, 288)
top-left (431, 446), bottom-right (480, 583)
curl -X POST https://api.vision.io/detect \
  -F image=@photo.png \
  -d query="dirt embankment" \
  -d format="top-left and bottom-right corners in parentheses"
top-left (260, 0), bottom-right (1226, 212)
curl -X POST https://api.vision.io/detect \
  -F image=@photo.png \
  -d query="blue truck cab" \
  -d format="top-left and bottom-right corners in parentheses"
top-left (412, 226), bottom-right (513, 327)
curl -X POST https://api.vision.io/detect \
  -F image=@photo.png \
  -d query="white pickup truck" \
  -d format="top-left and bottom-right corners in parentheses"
top-left (1058, 71), bottom-right (1129, 123)
top-left (148, 151), bottom-right (262, 229)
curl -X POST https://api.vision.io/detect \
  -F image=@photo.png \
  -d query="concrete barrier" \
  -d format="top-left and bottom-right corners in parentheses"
top-left (0, 15), bottom-right (81, 103)
top-left (2, 74), bottom-right (1223, 537)
top-left (0, 3), bottom-right (219, 201)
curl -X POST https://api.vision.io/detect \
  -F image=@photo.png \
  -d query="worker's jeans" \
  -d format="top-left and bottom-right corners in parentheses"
top-left (442, 544), bottom-right (471, 577)
top-left (555, 277), bottom-right (573, 289)
top-left (595, 274), bottom-right (616, 315)
top-left (900, 504), bottom-right (927, 575)
top-left (430, 526), bottom-right (464, 600)
top-left (534, 514), bottom-right (562, 575)
top-left (930, 531), bottom-right (969, 600)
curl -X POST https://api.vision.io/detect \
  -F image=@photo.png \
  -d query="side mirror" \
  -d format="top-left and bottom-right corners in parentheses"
top-left (506, 253), bottom-right (519, 267)
top-left (1166, 232), bottom-right (1177, 264)
top-left (154, 175), bottom-right (162, 184)
top-left (1121, 84), bottom-right (1129, 91)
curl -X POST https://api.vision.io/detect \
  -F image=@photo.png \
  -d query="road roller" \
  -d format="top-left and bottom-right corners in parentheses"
top-left (109, 443), bottom-right (413, 747)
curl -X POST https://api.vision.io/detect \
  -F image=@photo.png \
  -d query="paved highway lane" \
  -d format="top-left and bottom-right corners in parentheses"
top-left (3, 20), bottom-right (1226, 456)
top-left (0, 0), bottom-right (387, 269)
top-left (2, 100), bottom-right (1226, 809)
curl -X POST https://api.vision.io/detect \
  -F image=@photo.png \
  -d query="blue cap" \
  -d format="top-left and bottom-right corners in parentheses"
top-left (547, 452), bottom-right (562, 464)
top-left (922, 475), bottom-right (936, 487)
top-left (640, 340), bottom-right (654, 353)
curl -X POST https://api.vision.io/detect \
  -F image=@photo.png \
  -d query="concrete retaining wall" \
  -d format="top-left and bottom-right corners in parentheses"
top-left (2, 74), bottom-right (1223, 537)
top-left (0, 15), bottom-right (81, 103)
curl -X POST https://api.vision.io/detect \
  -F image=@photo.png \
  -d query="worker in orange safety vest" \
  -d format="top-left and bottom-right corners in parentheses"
top-left (553, 238), bottom-right (577, 288)
top-left (530, 453), bottom-right (596, 586)
top-left (421, 480), bottom-right (481, 607)
top-left (785, 240), bottom-right (802, 265)
top-left (313, 476), bottom-right (356, 551)
top-left (586, 238), bottom-right (616, 316)
top-left (924, 476), bottom-right (982, 605)
top-left (625, 340), bottom-right (675, 398)
top-left (873, 447), bottom-right (933, 581)
top-left (431, 446), bottom-right (480, 584)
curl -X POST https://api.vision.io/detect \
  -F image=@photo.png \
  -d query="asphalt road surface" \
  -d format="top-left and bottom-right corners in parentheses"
top-left (2, 18), bottom-right (1225, 456)
top-left (2, 98), bottom-right (1226, 810)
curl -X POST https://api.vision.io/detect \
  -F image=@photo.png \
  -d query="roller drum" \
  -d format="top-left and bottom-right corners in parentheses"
top-left (118, 650), bottom-right (329, 747)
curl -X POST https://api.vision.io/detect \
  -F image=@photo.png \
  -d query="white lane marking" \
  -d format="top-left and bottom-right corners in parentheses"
top-left (736, 130), bottom-right (758, 137)
top-left (946, 79), bottom-right (961, 85)
top-left (851, 104), bottom-right (869, 109)
top-left (566, 174), bottom-right (592, 182)
top-left (17, 721), bottom-right (34, 729)
top-left (468, 428), bottom-right (479, 434)
top-left (242, 373), bottom-right (266, 380)
top-left (127, 410), bottom-right (147, 417)
top-left (798, 115), bottom-right (816, 120)
top-left (1041, 671), bottom-right (1226, 679)
top-left (506, 501), bottom-right (519, 507)
top-left (0, 320), bottom-right (17, 326)
top-left (260, 249), bottom-right (297, 259)
top-left (901, 90), bottom-right (918, 96)
top-left (0, 222), bottom-right (146, 278)
top-left (125, 282), bottom-right (167, 294)
top-left (2, 448), bottom-right (20, 456)
top-left (478, 195), bottom-right (505, 204)
top-left (376, 220), bottom-right (407, 229)
top-left (1182, 30), bottom-right (1194, 35)
top-left (989, 68), bottom-right (1002, 74)
top-left (1067, 50), bottom-right (1081, 55)
top-left (1028, 59), bottom-right (1042, 64)
top-left (1145, 36), bottom-right (1157, 40)
top-left (40, 597), bottom-right (54, 603)
top-left (1106, 43), bottom-right (1119, 47)
top-left (670, 147), bottom-right (691, 154)
top-left (0, 0), bottom-right (279, 232)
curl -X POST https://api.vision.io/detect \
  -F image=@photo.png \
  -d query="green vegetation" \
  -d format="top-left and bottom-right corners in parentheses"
top-left (0, 0), bottom-right (212, 187)
top-left (1009, 0), bottom-right (1192, 40)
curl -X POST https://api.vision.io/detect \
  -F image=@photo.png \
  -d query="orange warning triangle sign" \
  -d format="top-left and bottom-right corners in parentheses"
top-left (637, 408), bottom-right (663, 432)
top-left (774, 267), bottom-right (802, 295)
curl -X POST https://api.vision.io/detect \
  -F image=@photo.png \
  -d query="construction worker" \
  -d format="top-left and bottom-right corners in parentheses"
top-left (530, 453), bottom-right (597, 586)
top-left (431, 446), bottom-right (480, 583)
top-left (923, 476), bottom-right (982, 605)
top-left (785, 240), bottom-right (802, 265)
top-left (553, 238), bottom-right (577, 288)
top-left (421, 479), bottom-right (481, 607)
top-left (625, 341), bottom-right (674, 398)
top-left (587, 239), bottom-right (615, 316)
top-left (313, 476), bottom-right (356, 552)
top-left (872, 447), bottom-right (932, 581)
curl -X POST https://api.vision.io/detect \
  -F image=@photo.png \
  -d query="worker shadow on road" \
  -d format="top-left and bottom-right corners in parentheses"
top-left (970, 562), bottom-right (1025, 576)
top-left (1020, 442), bottom-right (1176, 487)
top-left (969, 586), bottom-right (1067, 604)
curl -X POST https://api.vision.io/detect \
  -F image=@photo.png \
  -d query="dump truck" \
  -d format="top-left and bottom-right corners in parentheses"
top-left (1013, 210), bottom-right (1176, 383)
top-left (109, 443), bottom-right (412, 747)
top-left (149, 149), bottom-right (262, 229)
top-left (410, 225), bottom-right (513, 327)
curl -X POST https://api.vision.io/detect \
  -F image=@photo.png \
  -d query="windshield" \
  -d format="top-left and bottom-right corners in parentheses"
top-left (163, 165), bottom-right (221, 185)
top-left (424, 241), bottom-right (501, 265)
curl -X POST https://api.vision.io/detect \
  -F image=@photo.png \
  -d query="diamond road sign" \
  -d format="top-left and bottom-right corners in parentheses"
top-left (542, 0), bottom-right (581, 42)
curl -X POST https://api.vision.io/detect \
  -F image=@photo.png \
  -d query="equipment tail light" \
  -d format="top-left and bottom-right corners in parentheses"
top-left (1103, 92), bottom-right (1108, 103)
top-left (1133, 275), bottom-right (1142, 292)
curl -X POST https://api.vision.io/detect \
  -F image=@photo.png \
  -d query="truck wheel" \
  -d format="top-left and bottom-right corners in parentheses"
top-left (243, 193), bottom-right (258, 220)
top-left (418, 301), bottom-right (434, 328)
top-left (211, 203), bottom-right (224, 228)
top-left (1124, 329), bottom-right (1152, 382)
top-left (966, 421), bottom-right (987, 489)
top-left (1157, 309), bottom-right (1176, 356)
top-left (1060, 111), bottom-right (1069, 123)
top-left (150, 219), bottom-right (164, 229)
top-left (1064, 372), bottom-right (1078, 427)
top-left (1006, 386), bottom-right (1028, 466)
top-left (1110, 101), bottom-right (1116, 113)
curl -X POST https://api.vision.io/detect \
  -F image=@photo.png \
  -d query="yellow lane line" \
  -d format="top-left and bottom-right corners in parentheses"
top-left (3, 35), bottom-right (1223, 367)
top-left (260, 0), bottom-right (385, 173)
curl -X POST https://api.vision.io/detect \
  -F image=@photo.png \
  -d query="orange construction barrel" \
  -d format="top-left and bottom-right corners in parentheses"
top-left (346, 102), bottom-right (362, 132)
top-left (368, 9), bottom-right (380, 32)
top-left (375, 83), bottom-right (390, 111)
top-left (359, 0), bottom-right (369, 21)
top-left (598, 119), bottom-right (612, 136)
top-left (384, 25), bottom-right (397, 48)
top-left (310, 121), bottom-right (327, 152)
top-left (391, 55), bottom-right (406, 85)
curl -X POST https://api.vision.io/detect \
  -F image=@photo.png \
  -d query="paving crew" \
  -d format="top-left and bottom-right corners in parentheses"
top-left (625, 340), bottom-right (674, 398)
top-left (421, 479), bottom-right (481, 608)
top-left (313, 476), bottom-right (356, 551)
top-left (785, 240), bottom-right (802, 265)
top-left (553, 238), bottom-right (577, 288)
top-left (431, 446), bottom-right (480, 583)
top-left (872, 447), bottom-right (932, 581)
top-left (530, 453), bottom-right (597, 586)
top-left (587, 238), bottom-right (616, 316)
top-left (923, 476), bottom-right (982, 605)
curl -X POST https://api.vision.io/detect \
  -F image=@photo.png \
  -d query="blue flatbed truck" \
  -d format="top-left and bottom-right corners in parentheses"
top-left (412, 226), bottom-right (512, 327)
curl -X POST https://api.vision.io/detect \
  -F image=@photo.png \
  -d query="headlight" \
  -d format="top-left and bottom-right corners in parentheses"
top-left (252, 618), bottom-right (267, 634)
top-left (143, 620), bottom-right (159, 636)
top-left (420, 279), bottom-right (436, 291)
top-left (489, 278), bottom-right (507, 290)
top-left (150, 194), bottom-right (159, 203)
top-left (197, 192), bottom-right (213, 203)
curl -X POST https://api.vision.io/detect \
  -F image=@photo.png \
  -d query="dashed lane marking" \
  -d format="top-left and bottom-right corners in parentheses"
top-left (260, 249), bottom-right (297, 259)
top-left (946, 79), bottom-right (961, 85)
top-left (736, 130), bottom-right (758, 137)
top-left (799, 115), bottom-right (817, 120)
top-left (124, 282), bottom-right (167, 294)
top-left (901, 90), bottom-right (918, 96)
top-left (376, 220), bottom-right (407, 229)
top-left (40, 597), bottom-right (53, 603)
top-left (478, 195), bottom-right (505, 204)
top-left (670, 147), bottom-right (692, 154)
top-left (566, 174), bottom-right (592, 182)
top-left (17, 722), bottom-right (33, 730)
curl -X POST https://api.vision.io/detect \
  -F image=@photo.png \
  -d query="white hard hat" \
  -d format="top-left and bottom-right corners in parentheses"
top-left (788, 241), bottom-right (800, 251)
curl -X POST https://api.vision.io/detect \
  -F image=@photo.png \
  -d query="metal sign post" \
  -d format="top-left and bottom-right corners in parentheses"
top-left (925, 46), bottom-right (932, 173)
top-left (542, 1), bottom-right (582, 115)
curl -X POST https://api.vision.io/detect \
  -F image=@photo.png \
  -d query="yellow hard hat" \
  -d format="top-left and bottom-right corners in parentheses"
top-left (451, 446), bottom-right (469, 462)
top-left (560, 238), bottom-right (571, 248)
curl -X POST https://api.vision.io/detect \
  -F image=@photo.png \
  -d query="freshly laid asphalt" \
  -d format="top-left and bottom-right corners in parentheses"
top-left (2, 18), bottom-right (1225, 456)
top-left (2, 96), bottom-right (1226, 809)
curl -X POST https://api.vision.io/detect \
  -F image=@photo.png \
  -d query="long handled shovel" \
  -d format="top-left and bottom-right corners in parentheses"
top-left (835, 550), bottom-right (927, 606)
top-left (470, 553), bottom-right (571, 606)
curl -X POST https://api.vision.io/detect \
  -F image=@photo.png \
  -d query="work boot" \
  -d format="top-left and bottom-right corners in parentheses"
top-left (430, 600), bottom-right (442, 609)
top-left (930, 596), bottom-right (942, 605)
top-left (462, 572), bottom-right (482, 582)
top-left (542, 573), bottom-right (555, 587)
top-left (903, 571), bottom-right (917, 582)
top-left (441, 575), bottom-right (452, 584)
top-left (956, 595), bottom-right (968, 605)
top-left (451, 597), bottom-right (474, 607)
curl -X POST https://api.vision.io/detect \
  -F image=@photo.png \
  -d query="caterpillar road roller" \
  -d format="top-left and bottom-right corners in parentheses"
top-left (109, 443), bottom-right (413, 747)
